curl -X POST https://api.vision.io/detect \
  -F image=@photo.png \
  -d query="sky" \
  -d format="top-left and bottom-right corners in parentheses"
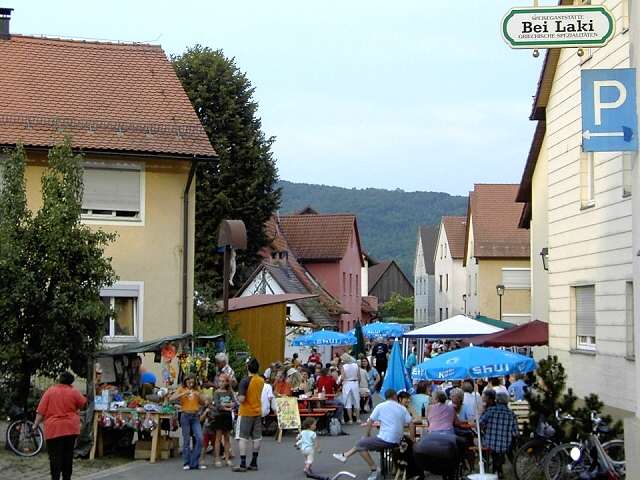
top-left (10, 1), bottom-right (555, 196)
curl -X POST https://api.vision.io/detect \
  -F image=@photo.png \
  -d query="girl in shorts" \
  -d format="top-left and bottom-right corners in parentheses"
top-left (212, 374), bottom-right (236, 467)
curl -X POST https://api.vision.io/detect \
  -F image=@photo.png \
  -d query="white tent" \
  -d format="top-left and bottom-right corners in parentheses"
top-left (404, 315), bottom-right (503, 339)
top-left (402, 315), bottom-right (505, 362)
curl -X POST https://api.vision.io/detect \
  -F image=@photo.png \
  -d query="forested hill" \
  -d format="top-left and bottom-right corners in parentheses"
top-left (278, 180), bottom-right (468, 278)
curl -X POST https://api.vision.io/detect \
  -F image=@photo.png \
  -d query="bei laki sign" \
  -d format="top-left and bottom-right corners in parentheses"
top-left (502, 5), bottom-right (615, 49)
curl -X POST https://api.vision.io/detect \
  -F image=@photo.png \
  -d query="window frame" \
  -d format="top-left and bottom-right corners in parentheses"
top-left (622, 152), bottom-right (633, 197)
top-left (81, 160), bottom-right (145, 226)
top-left (626, 281), bottom-right (634, 359)
top-left (580, 151), bottom-right (595, 208)
top-left (501, 267), bottom-right (532, 289)
top-left (574, 284), bottom-right (596, 352)
top-left (101, 281), bottom-right (143, 343)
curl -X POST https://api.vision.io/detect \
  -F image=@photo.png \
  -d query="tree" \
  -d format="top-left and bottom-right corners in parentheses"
top-left (172, 46), bottom-right (281, 304)
top-left (379, 293), bottom-right (414, 319)
top-left (0, 141), bottom-right (116, 407)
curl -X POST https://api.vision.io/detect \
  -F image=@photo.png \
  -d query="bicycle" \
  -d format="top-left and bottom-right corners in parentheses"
top-left (543, 411), bottom-right (625, 480)
top-left (513, 410), bottom-right (573, 480)
top-left (306, 471), bottom-right (356, 480)
top-left (5, 405), bottom-right (44, 457)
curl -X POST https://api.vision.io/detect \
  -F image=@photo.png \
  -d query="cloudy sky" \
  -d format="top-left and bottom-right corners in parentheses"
top-left (12, 1), bottom-right (554, 195)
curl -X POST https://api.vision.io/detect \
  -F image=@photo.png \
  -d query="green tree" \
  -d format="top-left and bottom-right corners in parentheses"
top-left (172, 46), bottom-right (281, 304)
top-left (379, 293), bottom-right (414, 319)
top-left (0, 141), bottom-right (117, 406)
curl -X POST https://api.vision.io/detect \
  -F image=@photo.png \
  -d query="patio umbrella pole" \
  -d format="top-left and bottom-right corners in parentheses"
top-left (474, 379), bottom-right (485, 476)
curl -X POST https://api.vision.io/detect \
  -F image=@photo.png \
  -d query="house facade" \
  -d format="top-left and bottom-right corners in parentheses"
top-left (0, 32), bottom-right (214, 344)
top-left (368, 260), bottom-right (414, 306)
top-left (434, 216), bottom-right (467, 320)
top-left (516, 0), bottom-right (636, 418)
top-left (414, 225), bottom-right (438, 326)
top-left (464, 184), bottom-right (531, 325)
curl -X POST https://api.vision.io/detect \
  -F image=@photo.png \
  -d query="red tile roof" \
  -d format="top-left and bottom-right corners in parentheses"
top-left (467, 184), bottom-right (530, 259)
top-left (278, 213), bottom-right (359, 261)
top-left (441, 216), bottom-right (467, 259)
top-left (0, 35), bottom-right (215, 157)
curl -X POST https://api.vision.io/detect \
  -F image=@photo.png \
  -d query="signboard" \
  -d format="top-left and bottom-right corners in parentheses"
top-left (502, 5), bottom-right (615, 49)
top-left (581, 68), bottom-right (638, 152)
top-left (274, 397), bottom-right (301, 441)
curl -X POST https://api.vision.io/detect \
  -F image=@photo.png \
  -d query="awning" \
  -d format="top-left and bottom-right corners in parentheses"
top-left (461, 320), bottom-right (548, 347)
top-left (403, 315), bottom-right (503, 339)
top-left (97, 333), bottom-right (224, 357)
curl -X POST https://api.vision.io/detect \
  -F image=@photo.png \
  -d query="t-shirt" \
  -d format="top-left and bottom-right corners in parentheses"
top-left (213, 390), bottom-right (235, 412)
top-left (315, 375), bottom-right (336, 395)
top-left (373, 343), bottom-right (389, 367)
top-left (176, 387), bottom-right (201, 413)
top-left (308, 353), bottom-right (321, 365)
top-left (297, 429), bottom-right (317, 450)
top-left (508, 380), bottom-right (528, 401)
top-left (369, 400), bottom-right (412, 444)
top-left (36, 384), bottom-right (87, 440)
top-left (427, 403), bottom-right (456, 432)
top-left (261, 383), bottom-right (275, 417)
top-left (238, 374), bottom-right (265, 417)
top-left (274, 380), bottom-right (292, 397)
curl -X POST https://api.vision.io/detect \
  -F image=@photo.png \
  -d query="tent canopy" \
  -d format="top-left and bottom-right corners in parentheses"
top-left (403, 315), bottom-right (503, 339)
top-left (474, 315), bottom-right (515, 330)
top-left (462, 320), bottom-right (548, 347)
top-left (97, 333), bottom-right (224, 357)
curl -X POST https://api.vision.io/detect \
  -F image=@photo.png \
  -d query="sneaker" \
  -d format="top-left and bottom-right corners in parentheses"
top-left (182, 465), bottom-right (190, 471)
top-left (232, 466), bottom-right (247, 472)
top-left (215, 460), bottom-right (223, 467)
top-left (332, 453), bottom-right (347, 463)
top-left (367, 470), bottom-right (380, 480)
top-left (198, 465), bottom-right (207, 470)
top-left (226, 460), bottom-right (233, 467)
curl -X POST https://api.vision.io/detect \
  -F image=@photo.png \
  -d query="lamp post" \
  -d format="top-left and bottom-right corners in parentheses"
top-left (540, 247), bottom-right (549, 271)
top-left (496, 284), bottom-right (505, 321)
top-left (462, 294), bottom-right (467, 316)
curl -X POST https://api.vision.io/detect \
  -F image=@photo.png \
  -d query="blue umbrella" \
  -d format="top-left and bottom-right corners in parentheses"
top-left (291, 329), bottom-right (357, 347)
top-left (379, 339), bottom-right (412, 398)
top-left (348, 322), bottom-right (405, 339)
top-left (412, 347), bottom-right (537, 479)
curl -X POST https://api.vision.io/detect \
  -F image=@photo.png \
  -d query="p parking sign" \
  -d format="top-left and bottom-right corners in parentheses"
top-left (581, 68), bottom-right (638, 152)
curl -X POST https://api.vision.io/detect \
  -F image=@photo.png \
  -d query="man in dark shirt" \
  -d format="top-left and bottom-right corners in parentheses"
top-left (372, 339), bottom-right (389, 378)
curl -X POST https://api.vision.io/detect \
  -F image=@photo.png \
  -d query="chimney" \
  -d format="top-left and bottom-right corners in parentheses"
top-left (0, 8), bottom-right (13, 39)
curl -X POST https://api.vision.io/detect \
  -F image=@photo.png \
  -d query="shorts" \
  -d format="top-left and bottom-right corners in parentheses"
top-left (238, 415), bottom-right (262, 441)
top-left (355, 436), bottom-right (397, 452)
top-left (212, 412), bottom-right (233, 432)
top-left (301, 447), bottom-right (314, 464)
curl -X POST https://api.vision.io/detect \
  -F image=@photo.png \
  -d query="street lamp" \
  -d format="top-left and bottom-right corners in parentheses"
top-left (496, 284), bottom-right (505, 321)
top-left (462, 294), bottom-right (467, 316)
top-left (540, 247), bottom-right (549, 271)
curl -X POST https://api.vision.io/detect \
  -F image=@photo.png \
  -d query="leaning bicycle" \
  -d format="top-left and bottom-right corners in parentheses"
top-left (5, 405), bottom-right (44, 457)
top-left (543, 411), bottom-right (625, 480)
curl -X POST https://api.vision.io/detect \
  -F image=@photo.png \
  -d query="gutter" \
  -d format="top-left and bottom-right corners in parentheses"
top-left (182, 157), bottom-right (200, 334)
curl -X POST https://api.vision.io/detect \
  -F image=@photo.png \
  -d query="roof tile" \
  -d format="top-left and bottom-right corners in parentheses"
top-left (442, 216), bottom-right (467, 259)
top-left (279, 213), bottom-right (356, 261)
top-left (0, 35), bottom-right (214, 157)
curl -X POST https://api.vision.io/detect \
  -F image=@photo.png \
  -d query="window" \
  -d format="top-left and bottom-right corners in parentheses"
top-left (445, 307), bottom-right (448, 319)
top-left (580, 151), bottom-right (595, 207)
top-left (502, 268), bottom-right (531, 289)
top-left (468, 275), bottom-right (471, 296)
top-left (622, 0), bottom-right (631, 31)
top-left (627, 282), bottom-right (634, 358)
top-left (474, 273), bottom-right (478, 295)
top-left (444, 243), bottom-right (447, 258)
top-left (81, 165), bottom-right (143, 221)
top-left (101, 283), bottom-right (141, 340)
top-left (439, 275), bottom-right (443, 292)
top-left (623, 152), bottom-right (633, 197)
top-left (439, 308), bottom-right (443, 321)
top-left (445, 274), bottom-right (449, 292)
top-left (356, 274), bottom-right (359, 296)
top-left (343, 273), bottom-right (346, 291)
top-left (286, 305), bottom-right (292, 318)
top-left (575, 285), bottom-right (596, 351)
top-left (349, 274), bottom-right (353, 296)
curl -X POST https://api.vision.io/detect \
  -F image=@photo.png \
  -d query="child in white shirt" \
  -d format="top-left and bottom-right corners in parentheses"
top-left (296, 417), bottom-right (320, 475)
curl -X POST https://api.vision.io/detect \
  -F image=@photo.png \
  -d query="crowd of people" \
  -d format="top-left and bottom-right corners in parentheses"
top-left (32, 339), bottom-right (531, 480)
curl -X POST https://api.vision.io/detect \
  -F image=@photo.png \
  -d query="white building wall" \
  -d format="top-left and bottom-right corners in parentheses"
top-left (544, 0), bottom-right (635, 414)
top-left (414, 235), bottom-right (431, 325)
top-left (531, 136), bottom-right (550, 323)
top-left (465, 216), bottom-right (480, 317)
top-left (435, 223), bottom-right (466, 320)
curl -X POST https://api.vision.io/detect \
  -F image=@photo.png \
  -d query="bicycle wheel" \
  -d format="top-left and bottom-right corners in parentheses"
top-left (543, 442), bottom-right (587, 480)
top-left (602, 439), bottom-right (625, 477)
top-left (513, 438), bottom-right (554, 480)
top-left (6, 419), bottom-right (44, 457)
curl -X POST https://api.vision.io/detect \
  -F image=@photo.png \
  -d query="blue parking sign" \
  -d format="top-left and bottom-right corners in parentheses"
top-left (581, 68), bottom-right (637, 152)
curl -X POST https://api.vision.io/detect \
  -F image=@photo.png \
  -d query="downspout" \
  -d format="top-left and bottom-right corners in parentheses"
top-left (182, 158), bottom-right (199, 333)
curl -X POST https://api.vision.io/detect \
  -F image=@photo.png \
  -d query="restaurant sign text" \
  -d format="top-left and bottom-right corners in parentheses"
top-left (502, 5), bottom-right (615, 49)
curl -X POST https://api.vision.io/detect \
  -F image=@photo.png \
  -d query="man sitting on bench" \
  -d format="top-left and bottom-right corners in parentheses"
top-left (332, 388), bottom-right (412, 480)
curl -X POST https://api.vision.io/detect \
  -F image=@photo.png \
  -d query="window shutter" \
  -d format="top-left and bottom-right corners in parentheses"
top-left (576, 286), bottom-right (595, 337)
top-left (100, 284), bottom-right (140, 298)
top-left (83, 167), bottom-right (140, 212)
top-left (502, 269), bottom-right (531, 288)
